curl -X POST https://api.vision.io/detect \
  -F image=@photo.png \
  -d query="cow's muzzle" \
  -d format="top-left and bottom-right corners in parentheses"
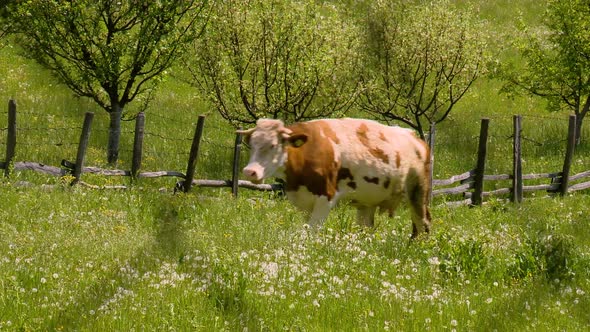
top-left (243, 165), bottom-right (263, 184)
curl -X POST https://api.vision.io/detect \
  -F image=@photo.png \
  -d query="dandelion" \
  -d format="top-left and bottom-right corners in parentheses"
top-left (312, 300), bottom-right (320, 307)
top-left (40, 277), bottom-right (47, 284)
top-left (486, 298), bottom-right (493, 304)
top-left (450, 319), bottom-right (458, 327)
top-left (428, 257), bottom-right (440, 265)
top-left (52, 273), bottom-right (59, 279)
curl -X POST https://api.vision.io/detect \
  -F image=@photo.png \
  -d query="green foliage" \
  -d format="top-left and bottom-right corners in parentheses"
top-left (8, 0), bottom-right (208, 114)
top-left (499, 0), bottom-right (590, 143)
top-left (185, 0), bottom-right (360, 125)
top-left (358, 0), bottom-right (491, 137)
top-left (6, 0), bottom-right (210, 163)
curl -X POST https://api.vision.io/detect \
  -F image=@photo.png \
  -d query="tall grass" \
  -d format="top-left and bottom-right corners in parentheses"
top-left (0, 185), bottom-right (588, 331)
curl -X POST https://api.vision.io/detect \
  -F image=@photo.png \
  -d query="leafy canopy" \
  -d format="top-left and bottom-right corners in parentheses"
top-left (10, 0), bottom-right (209, 113)
top-left (358, 0), bottom-right (489, 138)
top-left (500, 0), bottom-right (590, 143)
top-left (186, 0), bottom-right (360, 126)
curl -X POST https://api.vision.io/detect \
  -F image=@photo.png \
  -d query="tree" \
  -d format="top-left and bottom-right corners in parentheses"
top-left (357, 0), bottom-right (489, 138)
top-left (7, 0), bottom-right (210, 164)
top-left (184, 0), bottom-right (360, 126)
top-left (0, 0), bottom-right (14, 46)
top-left (500, 0), bottom-right (590, 145)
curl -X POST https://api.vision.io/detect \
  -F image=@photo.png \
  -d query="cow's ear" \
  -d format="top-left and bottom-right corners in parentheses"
top-left (286, 133), bottom-right (308, 148)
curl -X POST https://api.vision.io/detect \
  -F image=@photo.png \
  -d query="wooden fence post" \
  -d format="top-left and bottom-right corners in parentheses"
top-left (72, 112), bottom-right (94, 185)
top-left (4, 99), bottom-right (17, 177)
top-left (131, 112), bottom-right (145, 180)
top-left (471, 118), bottom-right (489, 206)
top-left (232, 129), bottom-right (243, 198)
top-left (558, 114), bottom-right (577, 196)
top-left (511, 115), bottom-right (523, 203)
top-left (182, 115), bottom-right (206, 193)
top-left (427, 122), bottom-right (435, 203)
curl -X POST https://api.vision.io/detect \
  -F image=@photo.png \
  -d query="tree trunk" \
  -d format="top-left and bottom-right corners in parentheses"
top-left (575, 113), bottom-right (584, 146)
top-left (107, 105), bottom-right (122, 164)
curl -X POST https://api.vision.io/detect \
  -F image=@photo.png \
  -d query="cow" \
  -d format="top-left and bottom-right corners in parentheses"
top-left (237, 118), bottom-right (432, 238)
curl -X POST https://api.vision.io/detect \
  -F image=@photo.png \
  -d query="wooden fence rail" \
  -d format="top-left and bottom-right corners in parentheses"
top-left (1, 99), bottom-right (589, 206)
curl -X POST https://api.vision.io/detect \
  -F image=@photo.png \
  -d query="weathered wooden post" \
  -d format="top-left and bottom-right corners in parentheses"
top-left (511, 115), bottom-right (523, 203)
top-left (182, 115), bottom-right (206, 193)
top-left (558, 114), bottom-right (577, 196)
top-left (427, 122), bottom-right (435, 203)
top-left (72, 112), bottom-right (94, 185)
top-left (4, 99), bottom-right (17, 177)
top-left (131, 112), bottom-right (145, 180)
top-left (471, 118), bottom-right (489, 206)
top-left (231, 129), bottom-right (243, 198)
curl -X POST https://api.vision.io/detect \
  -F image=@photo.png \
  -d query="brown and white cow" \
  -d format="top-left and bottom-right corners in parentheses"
top-left (237, 118), bottom-right (432, 238)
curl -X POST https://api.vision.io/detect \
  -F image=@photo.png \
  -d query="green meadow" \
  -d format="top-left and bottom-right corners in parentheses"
top-left (1, 0), bottom-right (589, 331)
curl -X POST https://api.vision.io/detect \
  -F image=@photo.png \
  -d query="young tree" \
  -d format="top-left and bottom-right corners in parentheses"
top-left (500, 0), bottom-right (590, 145)
top-left (0, 0), bottom-right (13, 46)
top-left (357, 0), bottom-right (489, 138)
top-left (185, 0), bottom-right (360, 126)
top-left (7, 0), bottom-right (210, 164)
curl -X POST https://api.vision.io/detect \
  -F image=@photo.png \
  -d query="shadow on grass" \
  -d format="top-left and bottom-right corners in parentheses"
top-left (45, 201), bottom-right (263, 330)
top-left (473, 279), bottom-right (589, 331)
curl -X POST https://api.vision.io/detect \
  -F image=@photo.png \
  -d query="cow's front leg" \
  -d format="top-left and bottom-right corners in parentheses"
top-left (307, 196), bottom-right (333, 227)
top-left (356, 205), bottom-right (377, 227)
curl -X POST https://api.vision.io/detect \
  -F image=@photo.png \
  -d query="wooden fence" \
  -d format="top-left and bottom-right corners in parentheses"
top-left (1, 99), bottom-right (589, 206)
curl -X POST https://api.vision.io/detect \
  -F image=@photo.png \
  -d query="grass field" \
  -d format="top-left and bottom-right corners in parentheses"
top-left (1, 0), bottom-right (590, 330)
top-left (0, 185), bottom-right (589, 331)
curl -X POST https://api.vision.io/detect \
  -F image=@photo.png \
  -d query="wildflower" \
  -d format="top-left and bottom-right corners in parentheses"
top-left (486, 298), bottom-right (493, 304)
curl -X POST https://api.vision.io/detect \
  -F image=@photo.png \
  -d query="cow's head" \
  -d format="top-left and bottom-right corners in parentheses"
top-left (237, 119), bottom-right (307, 183)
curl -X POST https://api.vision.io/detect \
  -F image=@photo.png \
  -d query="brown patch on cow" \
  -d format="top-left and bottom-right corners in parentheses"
top-left (283, 122), bottom-right (340, 200)
top-left (356, 123), bottom-right (370, 146)
top-left (363, 176), bottom-right (380, 185)
top-left (379, 131), bottom-right (389, 142)
top-left (318, 121), bottom-right (340, 144)
top-left (395, 152), bottom-right (401, 168)
top-left (356, 124), bottom-right (389, 164)
top-left (383, 177), bottom-right (391, 189)
top-left (415, 148), bottom-right (423, 160)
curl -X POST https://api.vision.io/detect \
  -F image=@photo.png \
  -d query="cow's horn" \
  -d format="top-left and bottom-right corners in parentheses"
top-left (279, 127), bottom-right (292, 139)
top-left (236, 127), bottom-right (256, 136)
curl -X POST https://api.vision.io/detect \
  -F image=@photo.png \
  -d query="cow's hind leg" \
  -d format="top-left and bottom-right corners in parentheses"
top-left (407, 179), bottom-right (432, 239)
top-left (356, 205), bottom-right (377, 227)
